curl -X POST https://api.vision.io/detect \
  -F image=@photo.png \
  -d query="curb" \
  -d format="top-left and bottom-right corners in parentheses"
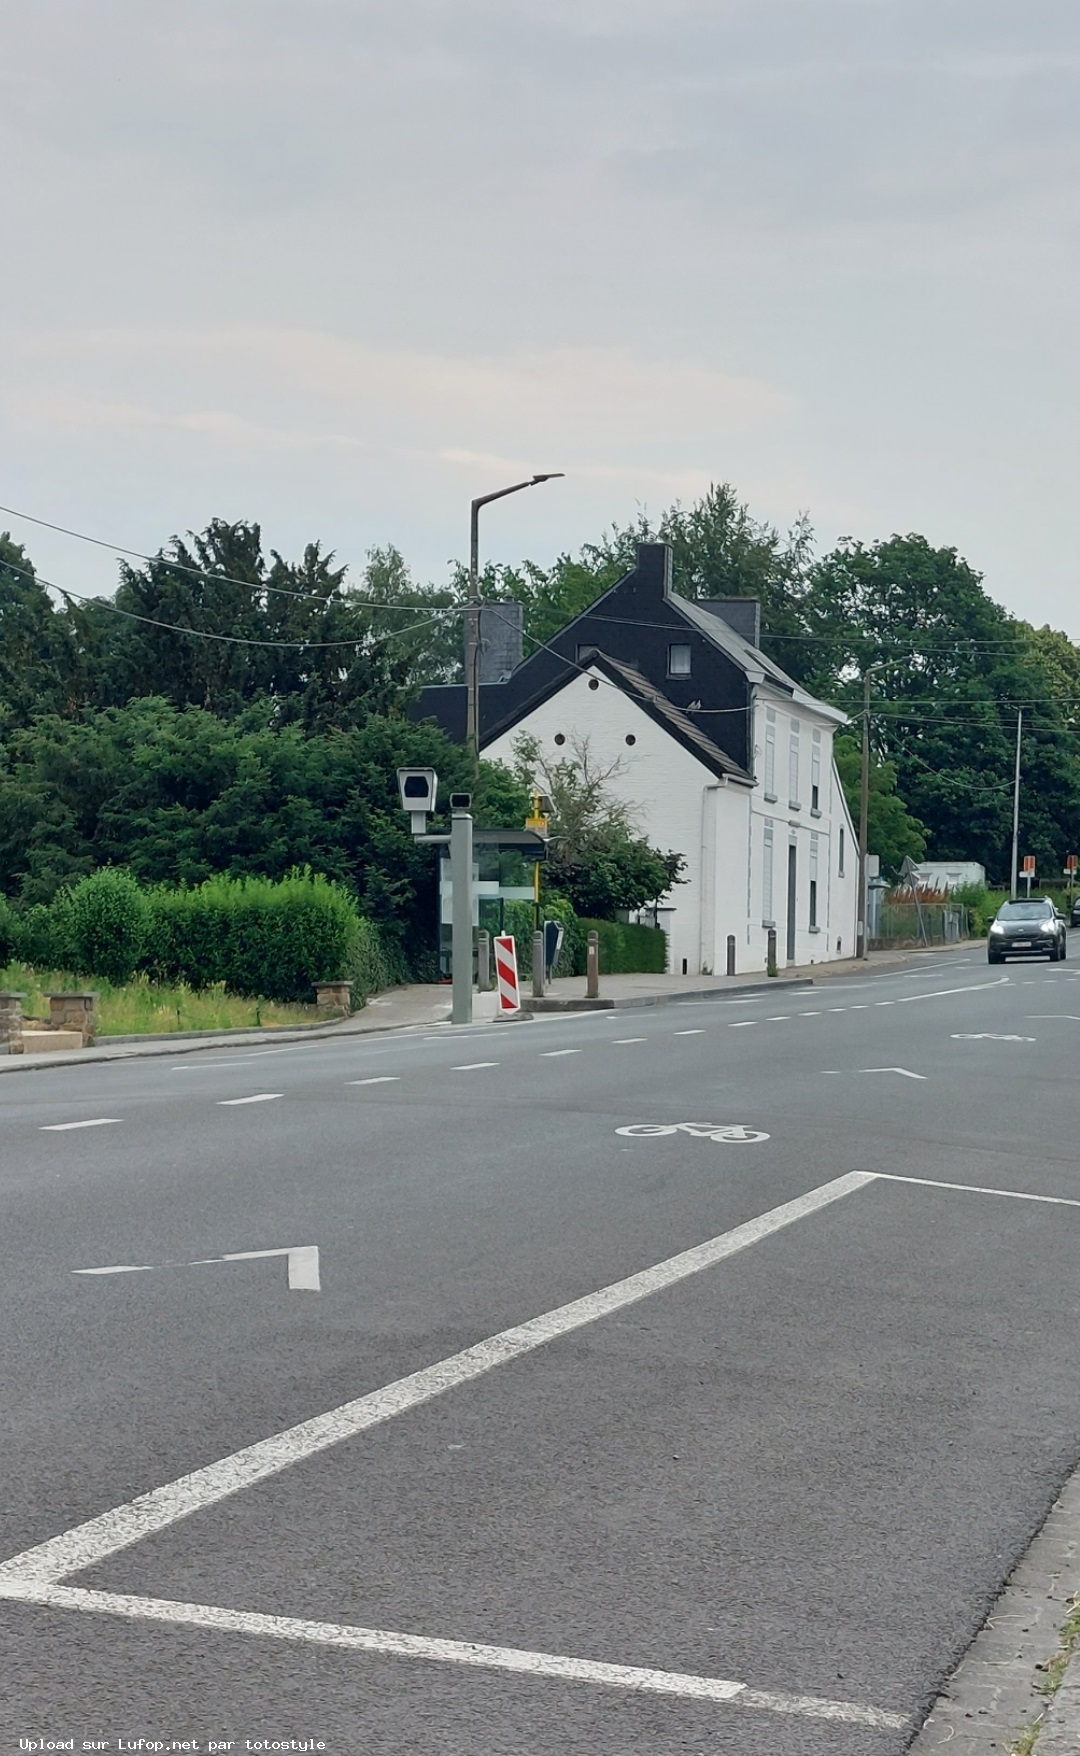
top-left (523, 977), bottom-right (815, 1013)
top-left (0, 1010), bottom-right (453, 1074)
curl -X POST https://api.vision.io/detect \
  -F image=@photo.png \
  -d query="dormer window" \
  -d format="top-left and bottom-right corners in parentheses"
top-left (667, 643), bottom-right (692, 677)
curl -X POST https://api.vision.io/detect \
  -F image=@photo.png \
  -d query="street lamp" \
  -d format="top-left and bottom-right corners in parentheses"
top-left (857, 662), bottom-right (887, 961)
top-left (465, 473), bottom-right (564, 766)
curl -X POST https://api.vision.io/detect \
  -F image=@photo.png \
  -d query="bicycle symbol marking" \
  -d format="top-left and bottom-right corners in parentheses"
top-left (615, 1122), bottom-right (770, 1144)
top-left (951, 1033), bottom-right (1036, 1043)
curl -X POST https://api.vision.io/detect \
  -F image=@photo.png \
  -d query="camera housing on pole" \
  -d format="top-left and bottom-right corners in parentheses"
top-left (397, 768), bottom-right (438, 836)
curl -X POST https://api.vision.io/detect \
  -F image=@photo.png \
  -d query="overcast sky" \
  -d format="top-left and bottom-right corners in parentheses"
top-left (2, 0), bottom-right (1078, 633)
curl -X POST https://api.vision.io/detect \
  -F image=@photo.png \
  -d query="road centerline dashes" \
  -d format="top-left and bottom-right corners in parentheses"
top-left (218, 1094), bottom-right (282, 1106)
top-left (349, 1077), bottom-right (401, 1085)
top-left (452, 1062), bottom-right (499, 1072)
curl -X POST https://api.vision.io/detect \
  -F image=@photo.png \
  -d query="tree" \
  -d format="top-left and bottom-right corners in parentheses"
top-left (511, 731), bottom-right (685, 915)
top-left (833, 735), bottom-right (926, 878)
top-left (805, 536), bottom-right (1080, 878)
top-left (0, 535), bottom-right (77, 730)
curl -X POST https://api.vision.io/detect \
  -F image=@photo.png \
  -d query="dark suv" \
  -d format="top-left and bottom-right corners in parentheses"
top-left (987, 897), bottom-right (1067, 963)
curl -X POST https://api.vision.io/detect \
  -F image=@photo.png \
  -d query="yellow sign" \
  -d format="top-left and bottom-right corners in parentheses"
top-left (525, 815), bottom-right (549, 833)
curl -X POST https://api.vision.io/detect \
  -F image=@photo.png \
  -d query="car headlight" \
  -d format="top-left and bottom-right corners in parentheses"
top-left (989, 922), bottom-right (1005, 934)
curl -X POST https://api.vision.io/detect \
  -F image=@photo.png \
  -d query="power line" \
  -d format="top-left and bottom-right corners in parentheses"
top-left (1, 555), bottom-right (461, 653)
top-left (0, 499), bottom-right (467, 613)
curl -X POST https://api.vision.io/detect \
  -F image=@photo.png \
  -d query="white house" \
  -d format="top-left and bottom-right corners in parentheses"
top-left (413, 542), bottom-right (858, 975)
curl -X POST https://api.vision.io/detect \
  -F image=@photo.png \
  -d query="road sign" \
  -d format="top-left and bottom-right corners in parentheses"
top-left (1067, 854), bottom-right (1077, 874)
top-left (1022, 855), bottom-right (1036, 874)
top-left (494, 934), bottom-right (520, 1014)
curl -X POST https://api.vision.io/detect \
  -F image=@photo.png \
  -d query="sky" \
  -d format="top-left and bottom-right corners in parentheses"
top-left (1, 0), bottom-right (1078, 632)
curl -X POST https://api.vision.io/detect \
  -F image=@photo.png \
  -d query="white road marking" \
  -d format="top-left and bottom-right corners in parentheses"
top-left (952, 1033), bottom-right (1035, 1042)
top-left (0, 1172), bottom-right (873, 1591)
top-left (798, 1011), bottom-right (822, 1017)
top-left (673, 1029), bottom-right (705, 1035)
top-left (1026, 1015), bottom-right (1080, 1021)
top-left (73, 1265), bottom-right (153, 1275)
top-left (40, 1118), bottom-right (120, 1132)
top-left (850, 1004), bottom-right (869, 1010)
top-left (171, 1061), bottom-right (250, 1071)
top-left (875, 1172), bottom-right (1080, 1210)
top-left (349, 1076), bottom-right (401, 1085)
top-left (612, 1038), bottom-right (647, 1044)
top-left (452, 1062), bottom-right (499, 1071)
top-left (0, 1583), bottom-right (906, 1730)
top-left (766, 1016), bottom-right (790, 1022)
top-left (540, 1049), bottom-right (581, 1057)
top-left (874, 1001), bottom-right (895, 1007)
top-left (74, 1246), bottom-right (320, 1291)
top-left (827, 1008), bottom-right (847, 1013)
top-left (728, 1021), bottom-right (755, 1027)
top-left (823, 1068), bottom-right (926, 1080)
top-left (218, 1094), bottom-right (282, 1106)
top-left (894, 977), bottom-right (1010, 1004)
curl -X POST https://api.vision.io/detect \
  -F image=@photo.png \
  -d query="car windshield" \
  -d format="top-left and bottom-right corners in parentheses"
top-left (998, 901), bottom-right (1052, 920)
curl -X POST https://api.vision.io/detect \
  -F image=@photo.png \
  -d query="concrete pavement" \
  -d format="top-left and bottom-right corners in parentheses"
top-left (3, 946), bottom-right (1080, 1752)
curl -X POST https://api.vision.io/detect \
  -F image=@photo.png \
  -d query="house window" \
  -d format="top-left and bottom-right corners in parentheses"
top-left (764, 711), bottom-right (776, 798)
top-left (763, 821), bottom-right (775, 924)
top-left (667, 643), bottom-right (692, 677)
top-left (839, 827), bottom-right (845, 876)
top-left (811, 731), bottom-right (821, 814)
top-left (809, 834), bottom-right (819, 929)
top-left (788, 721), bottom-right (800, 807)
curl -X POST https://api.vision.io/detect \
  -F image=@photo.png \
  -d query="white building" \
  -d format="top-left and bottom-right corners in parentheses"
top-left (413, 542), bottom-right (858, 974)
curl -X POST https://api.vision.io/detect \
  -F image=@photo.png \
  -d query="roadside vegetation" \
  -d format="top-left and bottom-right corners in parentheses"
top-left (0, 964), bottom-right (321, 1035)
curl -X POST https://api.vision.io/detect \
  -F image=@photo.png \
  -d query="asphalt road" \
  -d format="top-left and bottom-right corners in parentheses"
top-left (3, 946), bottom-right (1080, 1755)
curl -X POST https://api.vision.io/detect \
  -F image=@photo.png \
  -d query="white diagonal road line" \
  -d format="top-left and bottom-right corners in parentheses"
top-left (0, 1172), bottom-right (874, 1592)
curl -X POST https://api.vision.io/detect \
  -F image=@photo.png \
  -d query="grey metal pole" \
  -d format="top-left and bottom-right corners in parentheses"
top-left (450, 808), bottom-right (474, 1025)
top-left (857, 667), bottom-right (872, 961)
top-left (726, 934), bottom-right (736, 977)
top-left (1010, 706), bottom-right (1022, 897)
top-left (465, 501), bottom-right (481, 774)
top-left (464, 474), bottom-right (564, 769)
top-left (477, 929), bottom-right (491, 992)
top-left (531, 930), bottom-right (545, 998)
top-left (586, 930), bottom-right (599, 999)
top-left (766, 927), bottom-right (778, 977)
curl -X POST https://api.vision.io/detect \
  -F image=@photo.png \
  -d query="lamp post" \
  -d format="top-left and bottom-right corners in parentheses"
top-left (465, 473), bottom-right (564, 767)
top-left (1009, 706), bottom-right (1023, 898)
top-left (857, 662), bottom-right (887, 961)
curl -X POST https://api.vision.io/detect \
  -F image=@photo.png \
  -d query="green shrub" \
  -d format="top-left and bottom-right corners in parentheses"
top-left (14, 898), bottom-right (76, 969)
top-left (67, 870), bottom-right (150, 984)
top-left (575, 918), bottom-right (667, 975)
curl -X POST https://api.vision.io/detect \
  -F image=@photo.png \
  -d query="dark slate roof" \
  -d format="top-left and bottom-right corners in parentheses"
top-left (572, 651), bottom-right (753, 784)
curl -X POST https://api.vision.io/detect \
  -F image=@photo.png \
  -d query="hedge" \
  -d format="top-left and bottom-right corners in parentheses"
top-left (574, 918), bottom-right (668, 975)
top-left (502, 900), bottom-right (666, 977)
top-left (6, 869), bottom-right (400, 1007)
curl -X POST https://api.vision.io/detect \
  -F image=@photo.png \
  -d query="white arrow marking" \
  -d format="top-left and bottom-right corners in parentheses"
top-left (74, 1246), bottom-right (320, 1290)
top-left (823, 1068), bottom-right (926, 1080)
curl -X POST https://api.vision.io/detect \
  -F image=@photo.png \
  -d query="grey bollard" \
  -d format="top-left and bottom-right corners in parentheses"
top-left (586, 930), bottom-right (600, 1000)
top-left (477, 930), bottom-right (491, 992)
top-left (726, 934), bottom-right (736, 977)
top-left (532, 930), bottom-right (545, 998)
top-left (766, 927), bottom-right (778, 978)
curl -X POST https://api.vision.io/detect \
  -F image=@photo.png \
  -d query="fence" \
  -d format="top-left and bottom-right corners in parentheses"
top-left (870, 900), bottom-right (969, 949)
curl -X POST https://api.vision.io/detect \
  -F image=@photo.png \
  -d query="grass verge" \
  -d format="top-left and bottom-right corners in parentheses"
top-left (1010, 1593), bottom-right (1080, 1755)
top-left (0, 964), bottom-right (326, 1035)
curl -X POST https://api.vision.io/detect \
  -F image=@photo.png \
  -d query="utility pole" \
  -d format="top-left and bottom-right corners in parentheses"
top-left (449, 803), bottom-right (474, 1026)
top-left (1010, 706), bottom-right (1023, 898)
top-left (857, 663), bottom-right (883, 961)
top-left (465, 474), bottom-right (564, 770)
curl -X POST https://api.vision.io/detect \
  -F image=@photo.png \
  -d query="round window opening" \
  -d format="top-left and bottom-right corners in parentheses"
top-left (554, 733), bottom-right (566, 746)
top-left (625, 734), bottom-right (637, 746)
top-left (588, 678), bottom-right (600, 691)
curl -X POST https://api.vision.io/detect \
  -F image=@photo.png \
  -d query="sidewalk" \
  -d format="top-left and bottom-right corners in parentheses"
top-left (524, 939), bottom-right (984, 1011)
